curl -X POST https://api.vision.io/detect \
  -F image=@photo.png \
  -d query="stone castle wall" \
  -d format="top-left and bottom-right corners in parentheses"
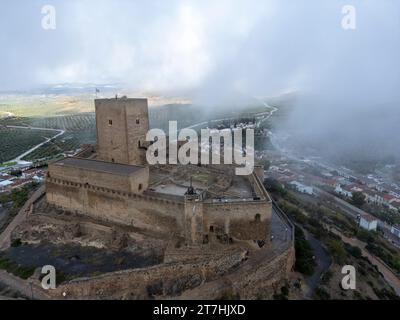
top-left (234, 245), bottom-right (295, 299)
top-left (46, 248), bottom-right (248, 299)
top-left (48, 162), bottom-right (149, 194)
top-left (46, 178), bottom-right (184, 232)
top-left (203, 200), bottom-right (271, 240)
top-left (46, 173), bottom-right (272, 241)
top-left (200, 172), bottom-right (272, 240)
top-left (41, 241), bottom-right (295, 300)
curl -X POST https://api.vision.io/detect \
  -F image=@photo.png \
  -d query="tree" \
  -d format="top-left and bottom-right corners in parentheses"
top-left (352, 191), bottom-right (366, 207)
top-left (294, 227), bottom-right (316, 275)
top-left (264, 178), bottom-right (287, 197)
top-left (348, 245), bottom-right (362, 259)
top-left (327, 239), bottom-right (346, 264)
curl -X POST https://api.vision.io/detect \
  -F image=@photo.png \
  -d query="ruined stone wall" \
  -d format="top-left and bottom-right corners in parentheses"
top-left (40, 242), bottom-right (295, 300)
top-left (46, 249), bottom-right (247, 299)
top-left (234, 245), bottom-right (295, 299)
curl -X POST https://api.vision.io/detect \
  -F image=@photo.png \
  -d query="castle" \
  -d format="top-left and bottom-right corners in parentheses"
top-left (45, 97), bottom-right (273, 245)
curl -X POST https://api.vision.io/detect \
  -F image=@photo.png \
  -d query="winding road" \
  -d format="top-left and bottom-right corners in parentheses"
top-left (5, 125), bottom-right (65, 164)
top-left (187, 99), bottom-right (277, 130)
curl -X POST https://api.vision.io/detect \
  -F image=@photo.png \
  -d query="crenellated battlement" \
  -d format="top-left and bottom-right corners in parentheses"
top-left (46, 176), bottom-right (184, 206)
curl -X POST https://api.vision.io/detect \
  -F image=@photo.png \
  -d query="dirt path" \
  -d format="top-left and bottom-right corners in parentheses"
top-left (330, 228), bottom-right (400, 296)
top-left (303, 230), bottom-right (332, 298)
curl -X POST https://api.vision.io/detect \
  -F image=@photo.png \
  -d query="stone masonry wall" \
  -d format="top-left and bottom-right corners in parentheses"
top-left (234, 246), bottom-right (295, 299)
top-left (95, 98), bottom-right (149, 166)
top-left (48, 162), bottom-right (149, 194)
top-left (46, 249), bottom-right (248, 299)
top-left (46, 176), bottom-right (271, 240)
top-left (46, 179), bottom-right (184, 233)
top-left (45, 171), bottom-right (272, 241)
top-left (203, 201), bottom-right (271, 240)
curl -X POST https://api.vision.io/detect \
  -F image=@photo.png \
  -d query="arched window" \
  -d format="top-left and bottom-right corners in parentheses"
top-left (255, 214), bottom-right (261, 222)
top-left (209, 225), bottom-right (214, 232)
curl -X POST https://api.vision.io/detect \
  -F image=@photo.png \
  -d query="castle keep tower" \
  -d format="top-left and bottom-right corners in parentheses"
top-left (95, 97), bottom-right (149, 166)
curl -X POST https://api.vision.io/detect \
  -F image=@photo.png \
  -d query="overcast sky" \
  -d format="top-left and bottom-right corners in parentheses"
top-left (1, 1), bottom-right (399, 161)
top-left (0, 1), bottom-right (398, 99)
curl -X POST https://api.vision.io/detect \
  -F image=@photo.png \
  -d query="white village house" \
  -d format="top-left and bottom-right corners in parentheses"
top-left (334, 184), bottom-right (353, 198)
top-left (359, 214), bottom-right (378, 231)
top-left (289, 181), bottom-right (314, 195)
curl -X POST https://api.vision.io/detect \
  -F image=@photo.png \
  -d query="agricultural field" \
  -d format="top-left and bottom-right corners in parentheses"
top-left (0, 96), bottom-right (97, 163)
top-left (20, 113), bottom-right (96, 131)
top-left (22, 131), bottom-right (96, 162)
top-left (20, 114), bottom-right (97, 162)
top-left (0, 94), bottom-right (95, 118)
top-left (0, 127), bottom-right (57, 163)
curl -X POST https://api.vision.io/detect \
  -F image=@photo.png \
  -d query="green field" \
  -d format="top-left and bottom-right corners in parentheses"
top-left (22, 130), bottom-right (96, 161)
top-left (0, 95), bottom-right (94, 118)
top-left (0, 94), bottom-right (98, 163)
top-left (0, 127), bottom-right (57, 163)
top-left (0, 161), bottom-right (17, 167)
top-left (20, 114), bottom-right (97, 162)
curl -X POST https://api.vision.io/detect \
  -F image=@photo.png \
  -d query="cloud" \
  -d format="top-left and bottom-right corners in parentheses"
top-left (1, 1), bottom-right (398, 99)
top-left (0, 0), bottom-right (275, 92)
top-left (1, 0), bottom-right (399, 162)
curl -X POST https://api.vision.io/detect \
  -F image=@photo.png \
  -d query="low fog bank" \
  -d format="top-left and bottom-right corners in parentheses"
top-left (275, 93), bottom-right (400, 168)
